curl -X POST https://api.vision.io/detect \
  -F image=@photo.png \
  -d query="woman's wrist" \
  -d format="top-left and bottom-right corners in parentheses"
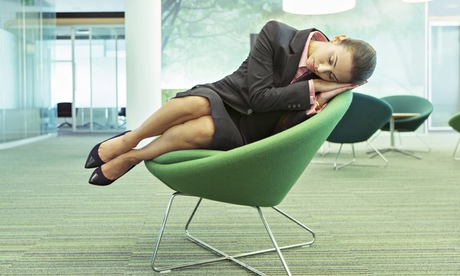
top-left (315, 100), bottom-right (323, 111)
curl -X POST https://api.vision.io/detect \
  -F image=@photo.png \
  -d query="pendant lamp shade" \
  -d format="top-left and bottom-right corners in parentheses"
top-left (282, 0), bottom-right (356, 15)
top-left (402, 0), bottom-right (433, 3)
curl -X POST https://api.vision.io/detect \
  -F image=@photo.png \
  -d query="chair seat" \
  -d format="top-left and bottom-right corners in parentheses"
top-left (152, 149), bottom-right (224, 164)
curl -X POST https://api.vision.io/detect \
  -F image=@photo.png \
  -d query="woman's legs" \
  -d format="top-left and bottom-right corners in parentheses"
top-left (97, 96), bottom-right (212, 163)
top-left (89, 95), bottom-right (217, 182)
top-left (99, 115), bottom-right (215, 181)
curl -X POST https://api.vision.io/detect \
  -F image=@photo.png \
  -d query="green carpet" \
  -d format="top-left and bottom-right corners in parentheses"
top-left (0, 130), bottom-right (459, 275)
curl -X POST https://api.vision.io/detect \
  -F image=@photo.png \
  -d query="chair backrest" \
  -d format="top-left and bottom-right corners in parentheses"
top-left (381, 95), bottom-right (432, 115)
top-left (448, 112), bottom-right (460, 132)
top-left (118, 107), bottom-right (126, 117)
top-left (57, 102), bottom-right (72, 118)
top-left (327, 92), bottom-right (392, 144)
top-left (145, 91), bottom-right (353, 207)
top-left (380, 95), bottom-right (433, 132)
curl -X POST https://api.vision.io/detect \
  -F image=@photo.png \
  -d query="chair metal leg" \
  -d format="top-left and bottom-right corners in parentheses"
top-left (369, 146), bottom-right (422, 159)
top-left (369, 131), bottom-right (423, 160)
top-left (151, 192), bottom-right (316, 275)
top-left (365, 140), bottom-right (389, 167)
top-left (397, 132), bottom-right (431, 153)
top-left (333, 143), bottom-right (355, 170)
top-left (453, 136), bottom-right (460, 160)
top-left (319, 142), bottom-right (331, 156)
top-left (368, 130), bottom-right (425, 159)
top-left (332, 142), bottom-right (388, 170)
top-left (58, 120), bottom-right (72, 128)
top-left (151, 193), bottom-right (178, 273)
top-left (257, 206), bottom-right (291, 275)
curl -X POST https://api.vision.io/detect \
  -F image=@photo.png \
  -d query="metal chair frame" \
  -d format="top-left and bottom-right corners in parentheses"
top-left (313, 140), bottom-right (388, 170)
top-left (151, 192), bottom-right (316, 275)
top-left (395, 131), bottom-right (431, 153)
top-left (368, 130), bottom-right (429, 160)
top-left (332, 141), bottom-right (388, 170)
top-left (453, 136), bottom-right (460, 160)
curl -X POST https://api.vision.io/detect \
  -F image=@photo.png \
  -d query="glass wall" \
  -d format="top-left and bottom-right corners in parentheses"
top-left (53, 26), bottom-right (126, 132)
top-left (0, 0), bottom-right (55, 145)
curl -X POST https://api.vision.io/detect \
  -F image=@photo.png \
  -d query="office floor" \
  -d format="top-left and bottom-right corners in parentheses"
top-left (0, 130), bottom-right (459, 275)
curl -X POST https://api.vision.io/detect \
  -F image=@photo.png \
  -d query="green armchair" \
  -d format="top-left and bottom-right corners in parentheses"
top-left (144, 91), bottom-right (352, 275)
top-left (448, 112), bottom-right (460, 160)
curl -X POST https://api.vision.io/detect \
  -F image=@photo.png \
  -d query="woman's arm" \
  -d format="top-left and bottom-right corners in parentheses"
top-left (246, 21), bottom-right (312, 113)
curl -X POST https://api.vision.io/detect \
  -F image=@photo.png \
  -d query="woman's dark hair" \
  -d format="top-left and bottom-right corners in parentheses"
top-left (340, 38), bottom-right (377, 84)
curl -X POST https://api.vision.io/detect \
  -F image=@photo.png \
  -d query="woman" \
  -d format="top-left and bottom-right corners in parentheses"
top-left (85, 20), bottom-right (376, 185)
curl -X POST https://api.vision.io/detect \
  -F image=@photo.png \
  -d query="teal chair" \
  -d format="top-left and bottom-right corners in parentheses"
top-left (379, 95), bottom-right (433, 158)
top-left (326, 92), bottom-right (392, 170)
top-left (448, 112), bottom-right (460, 160)
top-left (144, 91), bottom-right (353, 275)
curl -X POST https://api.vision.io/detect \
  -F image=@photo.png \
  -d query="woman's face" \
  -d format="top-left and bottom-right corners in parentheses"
top-left (306, 40), bottom-right (353, 83)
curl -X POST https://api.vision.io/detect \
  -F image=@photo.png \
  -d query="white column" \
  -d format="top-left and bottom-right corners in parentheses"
top-left (125, 0), bottom-right (161, 130)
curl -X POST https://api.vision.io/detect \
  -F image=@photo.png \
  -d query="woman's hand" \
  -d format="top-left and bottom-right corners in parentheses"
top-left (313, 79), bottom-right (357, 93)
top-left (313, 79), bottom-right (366, 106)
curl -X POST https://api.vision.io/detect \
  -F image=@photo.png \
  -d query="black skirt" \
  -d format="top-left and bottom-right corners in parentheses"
top-left (175, 87), bottom-right (245, 151)
top-left (175, 86), bottom-right (304, 151)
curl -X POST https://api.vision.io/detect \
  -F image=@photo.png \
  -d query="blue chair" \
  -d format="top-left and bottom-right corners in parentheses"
top-left (326, 92), bottom-right (392, 169)
top-left (379, 95), bottom-right (433, 158)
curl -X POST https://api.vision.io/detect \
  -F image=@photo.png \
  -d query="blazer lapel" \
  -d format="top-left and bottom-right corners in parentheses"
top-left (281, 28), bottom-right (315, 86)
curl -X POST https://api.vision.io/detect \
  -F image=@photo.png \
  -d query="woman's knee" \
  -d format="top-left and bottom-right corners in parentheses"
top-left (173, 96), bottom-right (210, 116)
top-left (199, 115), bottom-right (215, 136)
top-left (186, 116), bottom-right (215, 146)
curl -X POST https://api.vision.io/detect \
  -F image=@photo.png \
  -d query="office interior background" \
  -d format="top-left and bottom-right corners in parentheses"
top-left (1, 1), bottom-right (460, 275)
top-left (0, 0), bottom-right (459, 147)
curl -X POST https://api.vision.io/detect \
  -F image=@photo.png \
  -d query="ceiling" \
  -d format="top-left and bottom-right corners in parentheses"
top-left (53, 0), bottom-right (459, 17)
top-left (55, 0), bottom-right (125, 12)
top-left (51, 0), bottom-right (459, 39)
top-left (55, 0), bottom-right (460, 16)
top-left (428, 0), bottom-right (460, 18)
top-left (54, 0), bottom-right (125, 37)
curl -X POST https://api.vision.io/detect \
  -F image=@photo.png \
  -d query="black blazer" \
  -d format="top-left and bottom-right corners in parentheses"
top-left (199, 20), bottom-right (328, 116)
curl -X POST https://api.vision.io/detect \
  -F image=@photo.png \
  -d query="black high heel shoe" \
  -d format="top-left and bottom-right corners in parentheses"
top-left (88, 165), bottom-right (136, 186)
top-left (84, 130), bottom-right (130, 169)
